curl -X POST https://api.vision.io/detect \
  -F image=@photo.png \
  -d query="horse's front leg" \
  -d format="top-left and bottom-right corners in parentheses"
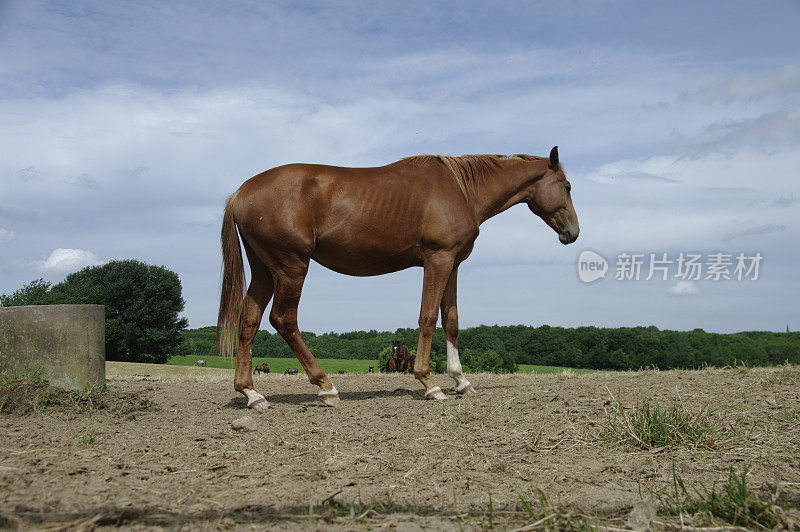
top-left (440, 268), bottom-right (476, 395)
top-left (414, 252), bottom-right (455, 401)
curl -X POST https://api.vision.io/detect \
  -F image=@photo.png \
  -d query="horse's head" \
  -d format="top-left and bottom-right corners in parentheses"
top-left (526, 146), bottom-right (579, 245)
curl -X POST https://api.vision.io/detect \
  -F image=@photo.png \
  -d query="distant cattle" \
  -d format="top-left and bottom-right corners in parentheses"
top-left (254, 363), bottom-right (270, 374)
top-left (337, 370), bottom-right (347, 375)
top-left (284, 368), bottom-right (299, 375)
top-left (368, 366), bottom-right (374, 374)
top-left (193, 360), bottom-right (206, 367)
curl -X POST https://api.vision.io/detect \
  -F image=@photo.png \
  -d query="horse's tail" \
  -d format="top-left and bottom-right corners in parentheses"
top-left (217, 192), bottom-right (246, 358)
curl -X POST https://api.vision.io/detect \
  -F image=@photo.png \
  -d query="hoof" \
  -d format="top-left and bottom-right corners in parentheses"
top-left (318, 393), bottom-right (340, 407)
top-left (244, 389), bottom-right (269, 411)
top-left (455, 385), bottom-right (477, 395)
top-left (425, 386), bottom-right (448, 401)
top-left (248, 397), bottom-right (270, 411)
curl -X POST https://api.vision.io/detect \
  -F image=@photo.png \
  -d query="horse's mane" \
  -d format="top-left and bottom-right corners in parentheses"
top-left (402, 153), bottom-right (541, 201)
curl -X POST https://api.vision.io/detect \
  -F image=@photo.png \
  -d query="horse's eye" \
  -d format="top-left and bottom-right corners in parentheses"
top-left (565, 182), bottom-right (571, 193)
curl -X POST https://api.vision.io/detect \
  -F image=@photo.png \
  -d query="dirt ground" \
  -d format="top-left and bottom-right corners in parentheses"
top-left (1, 362), bottom-right (799, 530)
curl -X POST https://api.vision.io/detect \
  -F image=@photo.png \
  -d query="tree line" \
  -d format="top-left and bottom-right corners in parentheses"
top-left (176, 324), bottom-right (798, 372)
top-left (5, 266), bottom-right (797, 372)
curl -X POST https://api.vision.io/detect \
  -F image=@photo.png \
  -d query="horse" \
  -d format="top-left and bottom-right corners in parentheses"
top-left (368, 366), bottom-right (374, 374)
top-left (193, 360), bottom-right (206, 367)
top-left (395, 341), bottom-right (414, 373)
top-left (337, 370), bottom-right (347, 375)
top-left (218, 147), bottom-right (579, 410)
top-left (386, 341), bottom-right (413, 373)
top-left (254, 363), bottom-right (270, 374)
top-left (283, 368), bottom-right (299, 375)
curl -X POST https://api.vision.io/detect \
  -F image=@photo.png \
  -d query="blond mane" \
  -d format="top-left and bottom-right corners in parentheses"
top-left (403, 153), bottom-right (541, 202)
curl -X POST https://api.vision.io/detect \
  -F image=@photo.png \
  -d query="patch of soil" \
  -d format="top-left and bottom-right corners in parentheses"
top-left (0, 362), bottom-right (798, 530)
top-left (0, 377), bottom-right (154, 418)
top-left (0, 380), bottom-right (53, 415)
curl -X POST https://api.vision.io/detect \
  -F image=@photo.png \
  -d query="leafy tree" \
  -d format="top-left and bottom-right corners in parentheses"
top-left (0, 279), bottom-right (53, 307)
top-left (2, 260), bottom-right (188, 363)
top-left (460, 348), bottom-right (517, 373)
top-left (377, 346), bottom-right (392, 372)
top-left (460, 328), bottom-right (505, 352)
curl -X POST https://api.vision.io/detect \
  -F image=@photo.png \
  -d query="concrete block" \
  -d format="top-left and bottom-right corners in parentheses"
top-left (0, 304), bottom-right (105, 390)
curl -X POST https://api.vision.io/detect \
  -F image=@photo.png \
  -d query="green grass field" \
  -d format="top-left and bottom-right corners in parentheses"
top-left (168, 355), bottom-right (593, 375)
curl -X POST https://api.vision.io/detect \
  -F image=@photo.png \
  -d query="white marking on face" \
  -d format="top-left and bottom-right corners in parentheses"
top-left (243, 388), bottom-right (265, 407)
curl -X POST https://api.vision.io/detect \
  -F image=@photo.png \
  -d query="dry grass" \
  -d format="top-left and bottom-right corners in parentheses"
top-left (601, 387), bottom-right (738, 450)
top-left (0, 370), bottom-right (106, 415)
top-left (656, 463), bottom-right (800, 529)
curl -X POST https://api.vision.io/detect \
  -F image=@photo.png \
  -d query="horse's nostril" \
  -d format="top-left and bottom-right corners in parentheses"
top-left (561, 227), bottom-right (578, 244)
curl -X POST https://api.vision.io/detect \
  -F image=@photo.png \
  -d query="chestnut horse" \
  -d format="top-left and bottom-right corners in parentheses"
top-left (218, 147), bottom-right (579, 410)
top-left (387, 341), bottom-right (413, 373)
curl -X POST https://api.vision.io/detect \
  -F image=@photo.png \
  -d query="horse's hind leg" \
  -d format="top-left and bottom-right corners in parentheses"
top-left (234, 252), bottom-right (273, 410)
top-left (440, 268), bottom-right (475, 395)
top-left (268, 257), bottom-right (338, 406)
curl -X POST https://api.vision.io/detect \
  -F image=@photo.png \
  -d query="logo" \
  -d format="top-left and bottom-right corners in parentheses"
top-left (577, 250), bottom-right (608, 283)
top-left (575, 250), bottom-right (763, 286)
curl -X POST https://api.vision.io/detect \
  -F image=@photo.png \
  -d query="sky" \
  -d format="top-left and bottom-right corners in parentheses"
top-left (0, 0), bottom-right (798, 334)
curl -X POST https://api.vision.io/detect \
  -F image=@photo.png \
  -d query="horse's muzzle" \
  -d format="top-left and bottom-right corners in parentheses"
top-left (559, 227), bottom-right (579, 245)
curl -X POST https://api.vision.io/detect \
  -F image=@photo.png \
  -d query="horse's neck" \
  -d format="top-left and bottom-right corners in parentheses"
top-left (470, 159), bottom-right (547, 224)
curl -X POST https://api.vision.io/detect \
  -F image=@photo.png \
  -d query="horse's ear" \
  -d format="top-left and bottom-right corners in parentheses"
top-left (549, 146), bottom-right (559, 170)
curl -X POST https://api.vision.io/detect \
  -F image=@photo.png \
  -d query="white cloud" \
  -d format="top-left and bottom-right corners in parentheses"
top-left (669, 281), bottom-right (699, 296)
top-left (35, 248), bottom-right (102, 275)
top-left (0, 206), bottom-right (41, 223)
top-left (682, 64), bottom-right (800, 103)
top-left (64, 173), bottom-right (99, 189)
top-left (0, 228), bottom-right (13, 243)
top-left (722, 224), bottom-right (786, 242)
top-left (692, 107), bottom-right (800, 154)
top-left (579, 146), bottom-right (800, 253)
top-left (772, 193), bottom-right (799, 207)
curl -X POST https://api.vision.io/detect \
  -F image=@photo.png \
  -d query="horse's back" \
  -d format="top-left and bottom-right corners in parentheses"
top-left (232, 160), bottom-right (478, 275)
top-left (235, 160), bottom-right (455, 220)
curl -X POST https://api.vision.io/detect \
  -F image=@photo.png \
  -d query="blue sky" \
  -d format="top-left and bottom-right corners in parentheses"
top-left (1, 1), bottom-right (798, 333)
